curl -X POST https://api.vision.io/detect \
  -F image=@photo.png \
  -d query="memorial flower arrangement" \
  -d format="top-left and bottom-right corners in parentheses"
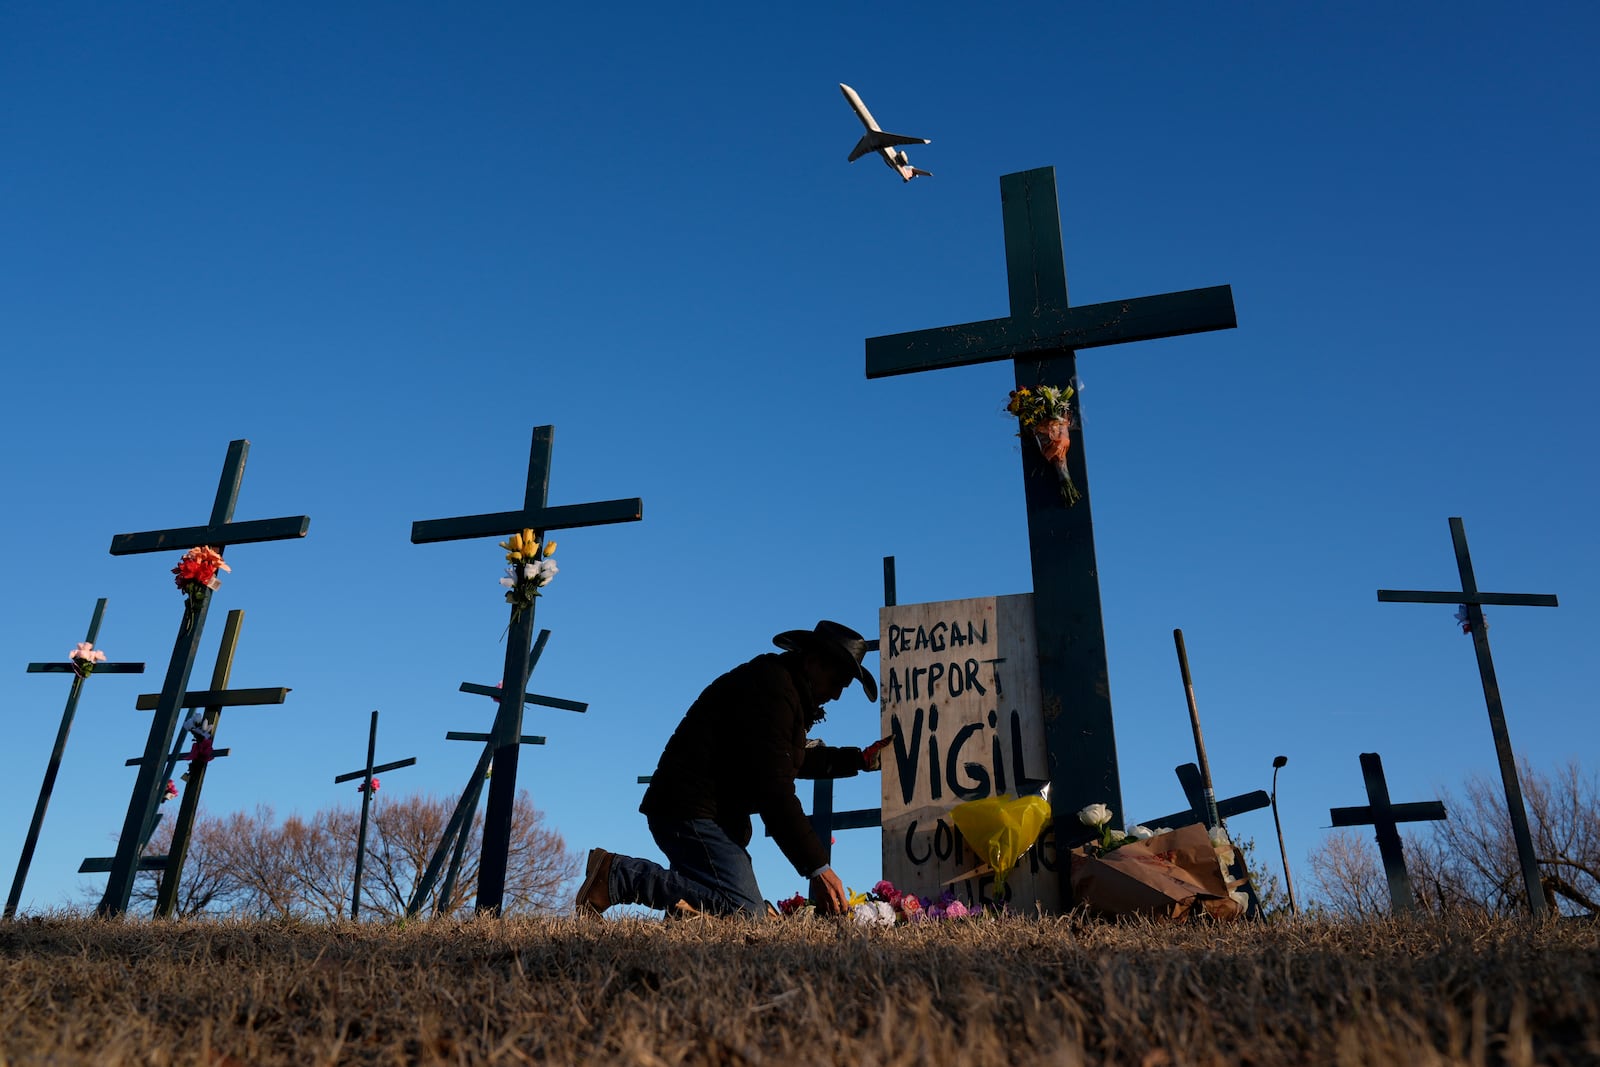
top-left (1076, 803), bottom-right (1172, 858)
top-left (1454, 606), bottom-right (1486, 635)
top-left (68, 642), bottom-right (106, 679)
top-left (497, 529), bottom-right (557, 623)
top-left (172, 546), bottom-right (230, 630)
top-left (358, 776), bottom-right (380, 794)
top-left (1006, 384), bottom-right (1080, 506)
top-left (160, 779), bottom-right (179, 804)
top-left (776, 879), bottom-right (970, 923)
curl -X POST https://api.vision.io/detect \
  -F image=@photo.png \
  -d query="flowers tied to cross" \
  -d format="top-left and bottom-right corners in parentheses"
top-left (1007, 384), bottom-right (1081, 506)
top-left (160, 779), bottom-right (179, 804)
top-left (68, 642), bottom-right (106, 679)
top-left (1454, 605), bottom-right (1487, 635)
top-left (178, 711), bottom-right (216, 779)
top-left (357, 776), bottom-right (380, 794)
top-left (497, 529), bottom-right (558, 623)
top-left (172, 546), bottom-right (230, 629)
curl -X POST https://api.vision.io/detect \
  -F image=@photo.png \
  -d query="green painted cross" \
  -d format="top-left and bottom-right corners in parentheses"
top-left (864, 167), bottom-right (1236, 904)
top-left (97, 440), bottom-right (308, 916)
top-left (404, 629), bottom-right (586, 917)
top-left (333, 709), bottom-right (418, 920)
top-left (1377, 516), bottom-right (1559, 918)
top-left (412, 426), bottom-right (637, 914)
top-left (81, 609), bottom-right (291, 916)
top-left (5, 599), bottom-right (146, 919)
top-left (1329, 752), bottom-right (1448, 916)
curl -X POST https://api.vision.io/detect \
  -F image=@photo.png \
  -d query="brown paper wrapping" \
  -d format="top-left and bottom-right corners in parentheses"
top-left (1068, 823), bottom-right (1244, 921)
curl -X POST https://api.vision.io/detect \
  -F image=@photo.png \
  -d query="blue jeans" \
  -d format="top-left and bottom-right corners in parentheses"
top-left (608, 817), bottom-right (768, 917)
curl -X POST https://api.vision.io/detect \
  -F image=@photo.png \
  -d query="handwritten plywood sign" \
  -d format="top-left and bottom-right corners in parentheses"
top-left (878, 594), bottom-right (1060, 913)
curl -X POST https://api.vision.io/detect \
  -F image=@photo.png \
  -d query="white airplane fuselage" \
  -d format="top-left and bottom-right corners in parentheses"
top-left (840, 83), bottom-right (930, 182)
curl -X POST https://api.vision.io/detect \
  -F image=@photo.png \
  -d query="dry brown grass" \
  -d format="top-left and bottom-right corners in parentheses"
top-left (1, 912), bottom-right (1596, 1066)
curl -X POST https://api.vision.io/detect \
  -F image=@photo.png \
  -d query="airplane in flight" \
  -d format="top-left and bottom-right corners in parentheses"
top-left (840, 83), bottom-right (931, 182)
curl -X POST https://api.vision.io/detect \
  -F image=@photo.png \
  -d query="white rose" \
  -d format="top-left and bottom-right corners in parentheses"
top-left (1077, 803), bottom-right (1113, 828)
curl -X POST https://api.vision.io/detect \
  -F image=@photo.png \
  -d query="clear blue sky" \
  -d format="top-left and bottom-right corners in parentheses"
top-left (3, 3), bottom-right (1596, 914)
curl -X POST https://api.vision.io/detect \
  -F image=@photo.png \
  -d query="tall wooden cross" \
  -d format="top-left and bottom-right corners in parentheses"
top-left (413, 423), bottom-right (635, 916)
top-left (6, 599), bottom-right (146, 919)
top-left (864, 167), bottom-right (1236, 900)
top-left (79, 609), bottom-right (291, 908)
top-left (152, 609), bottom-right (291, 917)
top-left (333, 709), bottom-right (417, 919)
top-left (98, 440), bottom-right (308, 916)
top-left (1377, 516), bottom-right (1558, 918)
top-left (403, 629), bottom-right (585, 917)
top-left (1329, 752), bottom-right (1448, 916)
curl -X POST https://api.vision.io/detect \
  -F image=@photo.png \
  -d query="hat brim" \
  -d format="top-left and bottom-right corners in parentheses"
top-left (774, 630), bottom-right (878, 702)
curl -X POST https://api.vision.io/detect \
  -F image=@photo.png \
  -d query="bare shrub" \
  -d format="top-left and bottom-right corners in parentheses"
top-left (125, 791), bottom-right (577, 919)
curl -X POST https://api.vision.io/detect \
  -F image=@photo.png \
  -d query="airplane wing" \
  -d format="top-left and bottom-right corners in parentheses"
top-left (848, 130), bottom-right (931, 162)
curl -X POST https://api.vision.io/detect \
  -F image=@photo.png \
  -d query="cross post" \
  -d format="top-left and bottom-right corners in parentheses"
top-left (1377, 516), bottom-right (1557, 918)
top-left (865, 167), bottom-right (1236, 905)
top-left (1329, 752), bottom-right (1447, 916)
top-left (333, 709), bottom-right (418, 919)
top-left (5, 599), bottom-right (146, 919)
top-left (98, 440), bottom-right (309, 916)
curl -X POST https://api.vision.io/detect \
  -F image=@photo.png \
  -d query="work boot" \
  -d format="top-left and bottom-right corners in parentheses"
top-left (575, 848), bottom-right (614, 914)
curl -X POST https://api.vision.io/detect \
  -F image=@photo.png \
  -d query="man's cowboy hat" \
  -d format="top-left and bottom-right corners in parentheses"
top-left (773, 620), bottom-right (878, 702)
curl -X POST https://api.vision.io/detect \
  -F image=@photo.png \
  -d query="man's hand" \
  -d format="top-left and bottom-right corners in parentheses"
top-left (862, 735), bottom-right (893, 772)
top-left (809, 867), bottom-right (849, 915)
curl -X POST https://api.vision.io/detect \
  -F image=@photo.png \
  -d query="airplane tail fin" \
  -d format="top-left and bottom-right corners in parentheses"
top-left (848, 130), bottom-right (930, 163)
top-left (909, 167), bottom-right (933, 179)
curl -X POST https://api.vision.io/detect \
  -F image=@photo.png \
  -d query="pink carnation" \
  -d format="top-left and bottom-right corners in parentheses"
top-left (942, 899), bottom-right (971, 919)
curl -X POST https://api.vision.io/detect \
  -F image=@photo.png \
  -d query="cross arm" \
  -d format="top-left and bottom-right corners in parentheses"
top-left (458, 682), bottom-right (587, 713)
top-left (1377, 590), bottom-right (1559, 607)
top-left (80, 855), bottom-right (167, 873)
top-left (126, 749), bottom-right (230, 766)
top-left (1141, 790), bottom-right (1271, 832)
top-left (411, 499), bottom-right (643, 545)
top-left (864, 286), bottom-right (1236, 379)
top-left (1328, 801), bottom-right (1447, 827)
top-left (110, 516), bottom-right (311, 555)
top-left (333, 757), bottom-right (418, 783)
top-left (133, 687), bottom-right (291, 710)
top-left (445, 731), bottom-right (546, 745)
top-left (27, 662), bottom-right (146, 674)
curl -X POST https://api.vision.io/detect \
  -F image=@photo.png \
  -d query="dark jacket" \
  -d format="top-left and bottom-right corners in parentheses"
top-left (640, 651), bottom-right (863, 876)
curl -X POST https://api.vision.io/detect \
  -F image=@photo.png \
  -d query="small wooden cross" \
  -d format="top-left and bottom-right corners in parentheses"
top-left (333, 709), bottom-right (418, 919)
top-left (1329, 752), bottom-right (1447, 916)
top-left (97, 439), bottom-right (308, 916)
top-left (403, 628), bottom-right (585, 917)
top-left (864, 167), bottom-right (1236, 904)
top-left (1140, 763), bottom-right (1270, 831)
top-left (1377, 516), bottom-right (1557, 918)
top-left (5, 599), bottom-right (146, 919)
top-left (411, 425), bottom-right (638, 915)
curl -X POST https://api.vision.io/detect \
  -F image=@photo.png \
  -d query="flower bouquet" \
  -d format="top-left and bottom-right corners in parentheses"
top-left (775, 879), bottom-right (973, 924)
top-left (68, 642), bottom-right (106, 679)
top-left (497, 529), bottom-right (557, 624)
top-left (1006, 384), bottom-right (1080, 506)
top-left (357, 776), bottom-right (380, 794)
top-left (1067, 803), bottom-right (1243, 921)
top-left (172, 546), bottom-right (230, 631)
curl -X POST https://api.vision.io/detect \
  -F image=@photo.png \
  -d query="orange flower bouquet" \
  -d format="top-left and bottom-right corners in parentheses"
top-left (1006, 385), bottom-right (1080, 506)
